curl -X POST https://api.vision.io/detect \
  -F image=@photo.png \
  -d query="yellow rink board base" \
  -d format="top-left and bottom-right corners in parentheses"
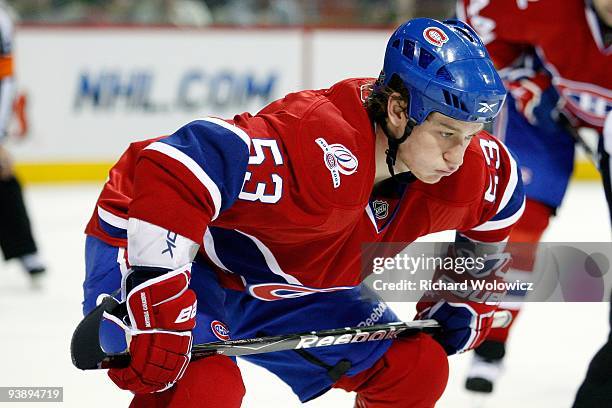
top-left (14, 162), bottom-right (113, 184)
top-left (14, 159), bottom-right (601, 185)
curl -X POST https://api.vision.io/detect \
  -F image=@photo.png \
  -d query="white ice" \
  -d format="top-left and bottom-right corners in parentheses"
top-left (0, 181), bottom-right (609, 407)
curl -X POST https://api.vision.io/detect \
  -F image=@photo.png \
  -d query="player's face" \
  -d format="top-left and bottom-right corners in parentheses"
top-left (397, 112), bottom-right (483, 184)
top-left (594, 0), bottom-right (612, 26)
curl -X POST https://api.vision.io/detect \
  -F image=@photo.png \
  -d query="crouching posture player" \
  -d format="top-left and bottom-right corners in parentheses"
top-left (82, 18), bottom-right (524, 407)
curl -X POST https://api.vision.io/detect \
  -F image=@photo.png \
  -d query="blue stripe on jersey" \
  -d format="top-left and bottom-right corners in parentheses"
top-left (208, 226), bottom-right (289, 285)
top-left (491, 150), bottom-right (525, 221)
top-left (160, 119), bottom-right (250, 213)
top-left (507, 287), bottom-right (529, 297)
top-left (98, 216), bottom-right (127, 239)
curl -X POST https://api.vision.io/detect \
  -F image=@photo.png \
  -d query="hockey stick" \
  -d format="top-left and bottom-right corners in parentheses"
top-left (71, 295), bottom-right (513, 370)
top-left (558, 113), bottom-right (599, 166)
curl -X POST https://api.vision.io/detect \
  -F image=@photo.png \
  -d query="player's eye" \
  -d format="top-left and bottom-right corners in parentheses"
top-left (440, 131), bottom-right (454, 138)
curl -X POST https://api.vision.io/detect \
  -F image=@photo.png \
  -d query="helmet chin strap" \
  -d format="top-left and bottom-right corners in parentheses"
top-left (382, 117), bottom-right (417, 181)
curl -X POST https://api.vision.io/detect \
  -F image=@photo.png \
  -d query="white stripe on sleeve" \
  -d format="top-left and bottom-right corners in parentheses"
top-left (470, 141), bottom-right (524, 233)
top-left (201, 117), bottom-right (252, 149)
top-left (471, 197), bottom-right (526, 232)
top-left (144, 141), bottom-right (222, 221)
top-left (98, 205), bottom-right (128, 229)
top-left (496, 142), bottom-right (519, 214)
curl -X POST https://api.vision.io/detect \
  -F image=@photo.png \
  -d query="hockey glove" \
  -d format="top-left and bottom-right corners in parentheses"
top-left (506, 72), bottom-right (548, 126)
top-left (108, 266), bottom-right (197, 394)
top-left (416, 300), bottom-right (497, 355)
top-left (416, 242), bottom-right (511, 355)
top-left (506, 70), bottom-right (567, 134)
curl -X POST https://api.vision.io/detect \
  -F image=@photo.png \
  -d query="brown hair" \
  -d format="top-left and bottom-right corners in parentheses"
top-left (363, 73), bottom-right (410, 126)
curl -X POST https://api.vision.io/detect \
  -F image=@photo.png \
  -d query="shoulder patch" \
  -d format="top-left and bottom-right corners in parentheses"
top-left (315, 137), bottom-right (359, 189)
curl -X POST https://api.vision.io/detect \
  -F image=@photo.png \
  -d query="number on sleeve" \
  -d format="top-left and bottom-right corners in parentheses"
top-left (480, 139), bottom-right (500, 203)
top-left (239, 139), bottom-right (284, 204)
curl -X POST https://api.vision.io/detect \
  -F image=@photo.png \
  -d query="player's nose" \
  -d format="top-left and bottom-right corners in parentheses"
top-left (443, 144), bottom-right (464, 169)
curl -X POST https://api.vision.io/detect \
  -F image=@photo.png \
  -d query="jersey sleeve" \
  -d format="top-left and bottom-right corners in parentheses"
top-left (128, 117), bottom-right (252, 244)
top-left (460, 136), bottom-right (526, 243)
top-left (457, 0), bottom-right (533, 69)
top-left (85, 137), bottom-right (162, 247)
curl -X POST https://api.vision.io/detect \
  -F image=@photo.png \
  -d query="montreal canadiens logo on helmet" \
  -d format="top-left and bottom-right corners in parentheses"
top-left (423, 27), bottom-right (449, 47)
top-left (210, 320), bottom-right (230, 341)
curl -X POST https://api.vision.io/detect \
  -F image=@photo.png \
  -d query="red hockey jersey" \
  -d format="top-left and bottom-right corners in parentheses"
top-left (86, 78), bottom-right (524, 300)
top-left (458, 0), bottom-right (612, 130)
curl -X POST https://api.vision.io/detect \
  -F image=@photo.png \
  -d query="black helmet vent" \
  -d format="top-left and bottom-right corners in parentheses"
top-left (436, 67), bottom-right (454, 82)
top-left (402, 40), bottom-right (415, 60)
top-left (442, 90), bottom-right (469, 112)
top-left (418, 49), bottom-right (435, 69)
top-left (450, 26), bottom-right (477, 44)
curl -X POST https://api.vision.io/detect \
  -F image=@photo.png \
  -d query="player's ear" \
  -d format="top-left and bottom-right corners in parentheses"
top-left (386, 92), bottom-right (406, 129)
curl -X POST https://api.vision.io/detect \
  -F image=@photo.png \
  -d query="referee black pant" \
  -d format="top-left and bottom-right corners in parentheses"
top-left (0, 176), bottom-right (38, 260)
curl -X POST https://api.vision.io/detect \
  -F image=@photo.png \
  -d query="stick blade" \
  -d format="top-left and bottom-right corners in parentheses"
top-left (70, 296), bottom-right (121, 370)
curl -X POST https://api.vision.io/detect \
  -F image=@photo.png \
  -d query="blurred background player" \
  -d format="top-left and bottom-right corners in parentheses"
top-left (457, 0), bottom-right (612, 397)
top-left (82, 18), bottom-right (523, 407)
top-left (0, 0), bottom-right (46, 287)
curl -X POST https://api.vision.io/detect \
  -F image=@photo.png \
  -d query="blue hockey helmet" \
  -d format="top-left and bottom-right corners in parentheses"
top-left (378, 18), bottom-right (506, 124)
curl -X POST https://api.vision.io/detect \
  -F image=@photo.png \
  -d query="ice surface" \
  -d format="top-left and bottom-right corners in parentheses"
top-left (0, 181), bottom-right (609, 407)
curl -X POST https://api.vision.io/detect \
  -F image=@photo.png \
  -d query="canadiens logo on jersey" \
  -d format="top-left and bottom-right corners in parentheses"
top-left (555, 79), bottom-right (612, 128)
top-left (210, 320), bottom-right (231, 341)
top-left (423, 27), bottom-right (449, 47)
top-left (248, 283), bottom-right (353, 301)
top-left (315, 137), bottom-right (358, 188)
top-left (360, 83), bottom-right (373, 103)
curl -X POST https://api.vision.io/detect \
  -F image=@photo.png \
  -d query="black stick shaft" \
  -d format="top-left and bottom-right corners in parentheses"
top-left (192, 310), bottom-right (510, 358)
top-left (559, 114), bottom-right (599, 165)
top-left (73, 297), bottom-right (512, 370)
top-left (98, 320), bottom-right (441, 369)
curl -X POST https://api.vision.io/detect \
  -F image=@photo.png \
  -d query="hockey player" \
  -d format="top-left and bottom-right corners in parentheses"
top-left (82, 18), bottom-right (524, 407)
top-left (0, 1), bottom-right (46, 286)
top-left (458, 0), bottom-right (612, 396)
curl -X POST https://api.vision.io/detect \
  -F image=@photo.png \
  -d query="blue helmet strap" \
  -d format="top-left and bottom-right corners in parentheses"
top-left (384, 117), bottom-right (416, 181)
